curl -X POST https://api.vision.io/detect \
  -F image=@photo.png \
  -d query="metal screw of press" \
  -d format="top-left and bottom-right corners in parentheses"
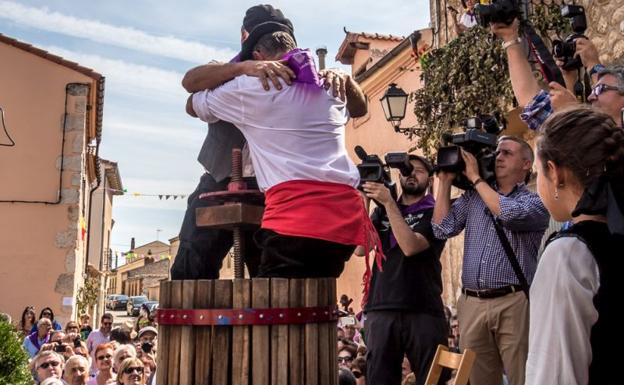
top-left (231, 148), bottom-right (245, 279)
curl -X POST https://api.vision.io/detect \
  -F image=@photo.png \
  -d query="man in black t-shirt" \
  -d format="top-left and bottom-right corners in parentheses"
top-left (357, 155), bottom-right (449, 385)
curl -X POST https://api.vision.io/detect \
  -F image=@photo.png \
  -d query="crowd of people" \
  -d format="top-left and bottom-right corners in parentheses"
top-left (9, 305), bottom-right (159, 385)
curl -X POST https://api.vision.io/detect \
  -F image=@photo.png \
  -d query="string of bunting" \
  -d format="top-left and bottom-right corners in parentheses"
top-left (106, 188), bottom-right (187, 200)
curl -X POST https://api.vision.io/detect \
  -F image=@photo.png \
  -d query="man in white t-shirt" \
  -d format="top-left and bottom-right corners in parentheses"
top-left (85, 313), bottom-right (113, 376)
top-left (187, 28), bottom-right (379, 278)
top-left (448, 0), bottom-right (478, 35)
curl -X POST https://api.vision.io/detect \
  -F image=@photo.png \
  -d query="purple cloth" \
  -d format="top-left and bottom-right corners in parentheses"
top-left (389, 194), bottom-right (436, 249)
top-left (281, 48), bottom-right (323, 87)
top-left (27, 331), bottom-right (49, 350)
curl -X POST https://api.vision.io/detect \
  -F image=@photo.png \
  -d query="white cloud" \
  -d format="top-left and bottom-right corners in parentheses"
top-left (40, 45), bottom-right (187, 100)
top-left (0, 0), bottom-right (237, 63)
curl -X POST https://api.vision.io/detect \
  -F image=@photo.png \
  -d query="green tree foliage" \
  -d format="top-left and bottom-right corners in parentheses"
top-left (412, 26), bottom-right (514, 156)
top-left (0, 321), bottom-right (35, 385)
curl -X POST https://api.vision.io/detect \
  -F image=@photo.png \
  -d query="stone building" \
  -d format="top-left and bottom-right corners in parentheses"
top-left (0, 33), bottom-right (109, 324)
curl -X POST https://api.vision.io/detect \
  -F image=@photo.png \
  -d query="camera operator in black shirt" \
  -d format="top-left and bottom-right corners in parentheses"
top-left (355, 155), bottom-right (448, 385)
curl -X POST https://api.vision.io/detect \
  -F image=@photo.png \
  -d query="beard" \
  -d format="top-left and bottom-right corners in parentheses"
top-left (401, 179), bottom-right (428, 196)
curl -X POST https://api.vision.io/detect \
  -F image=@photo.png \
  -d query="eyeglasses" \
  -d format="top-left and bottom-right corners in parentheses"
top-left (42, 312), bottom-right (52, 316)
top-left (352, 370), bottom-right (363, 379)
top-left (39, 361), bottom-right (61, 369)
top-left (337, 356), bottom-right (353, 363)
top-left (97, 354), bottom-right (112, 361)
top-left (123, 366), bottom-right (144, 375)
top-left (591, 83), bottom-right (624, 97)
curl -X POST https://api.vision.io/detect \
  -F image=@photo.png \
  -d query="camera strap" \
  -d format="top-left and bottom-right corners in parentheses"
top-left (489, 213), bottom-right (530, 300)
top-left (522, 22), bottom-right (566, 87)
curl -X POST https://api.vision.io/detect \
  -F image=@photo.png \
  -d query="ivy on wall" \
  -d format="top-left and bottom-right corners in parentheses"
top-left (410, 3), bottom-right (568, 156)
top-left (76, 275), bottom-right (100, 316)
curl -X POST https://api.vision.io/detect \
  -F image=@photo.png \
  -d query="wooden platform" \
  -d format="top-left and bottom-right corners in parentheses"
top-left (156, 278), bottom-right (338, 385)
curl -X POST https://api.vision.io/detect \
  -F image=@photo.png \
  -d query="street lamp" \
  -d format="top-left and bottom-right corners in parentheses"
top-left (380, 83), bottom-right (425, 136)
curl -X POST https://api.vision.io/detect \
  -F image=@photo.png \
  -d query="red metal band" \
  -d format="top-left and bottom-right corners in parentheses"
top-left (156, 305), bottom-right (338, 326)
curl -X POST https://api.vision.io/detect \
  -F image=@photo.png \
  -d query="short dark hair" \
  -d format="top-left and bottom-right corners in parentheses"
top-left (253, 31), bottom-right (296, 58)
top-left (597, 63), bottom-right (624, 89)
top-left (408, 154), bottom-right (433, 176)
top-left (498, 135), bottom-right (534, 183)
top-left (101, 313), bottom-right (113, 321)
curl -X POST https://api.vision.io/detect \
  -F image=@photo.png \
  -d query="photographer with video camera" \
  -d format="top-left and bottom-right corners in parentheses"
top-left (432, 135), bottom-right (549, 385)
top-left (489, 7), bottom-right (624, 129)
top-left (354, 152), bottom-right (449, 385)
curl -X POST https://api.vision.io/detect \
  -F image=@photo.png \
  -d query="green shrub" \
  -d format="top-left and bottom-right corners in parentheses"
top-left (0, 321), bottom-right (35, 385)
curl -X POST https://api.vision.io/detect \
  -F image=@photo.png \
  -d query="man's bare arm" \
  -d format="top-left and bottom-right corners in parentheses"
top-left (491, 20), bottom-right (541, 107)
top-left (345, 75), bottom-right (368, 118)
top-left (182, 61), bottom-right (295, 93)
top-left (186, 95), bottom-right (197, 117)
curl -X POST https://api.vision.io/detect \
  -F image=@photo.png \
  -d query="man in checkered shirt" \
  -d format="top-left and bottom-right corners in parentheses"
top-left (432, 136), bottom-right (549, 385)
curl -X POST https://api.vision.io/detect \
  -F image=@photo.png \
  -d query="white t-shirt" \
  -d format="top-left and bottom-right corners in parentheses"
top-left (192, 75), bottom-right (360, 192)
top-left (525, 237), bottom-right (600, 385)
top-left (460, 12), bottom-right (477, 28)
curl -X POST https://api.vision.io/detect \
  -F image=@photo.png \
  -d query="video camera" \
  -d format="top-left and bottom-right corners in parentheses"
top-left (474, 0), bottom-right (520, 27)
top-left (552, 5), bottom-right (587, 71)
top-left (436, 115), bottom-right (504, 190)
top-left (354, 145), bottom-right (414, 200)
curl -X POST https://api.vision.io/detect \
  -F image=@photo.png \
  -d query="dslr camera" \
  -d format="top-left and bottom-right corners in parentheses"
top-left (474, 0), bottom-right (520, 27)
top-left (436, 115), bottom-right (504, 190)
top-left (552, 5), bottom-right (587, 71)
top-left (354, 145), bottom-right (414, 200)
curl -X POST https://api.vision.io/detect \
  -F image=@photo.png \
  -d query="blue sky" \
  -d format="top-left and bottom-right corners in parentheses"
top-left (0, 0), bottom-right (430, 260)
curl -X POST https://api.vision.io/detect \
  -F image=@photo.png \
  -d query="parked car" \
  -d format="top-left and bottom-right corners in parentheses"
top-left (127, 296), bottom-right (149, 316)
top-left (105, 294), bottom-right (129, 310)
top-left (144, 301), bottom-right (159, 314)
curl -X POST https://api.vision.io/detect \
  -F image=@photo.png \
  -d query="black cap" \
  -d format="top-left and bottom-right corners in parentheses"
top-left (408, 154), bottom-right (434, 176)
top-left (240, 4), bottom-right (296, 61)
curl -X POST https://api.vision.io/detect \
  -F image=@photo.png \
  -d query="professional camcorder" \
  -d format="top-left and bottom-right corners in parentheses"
top-left (354, 145), bottom-right (414, 200)
top-left (552, 5), bottom-right (588, 71)
top-left (474, 0), bottom-right (520, 27)
top-left (436, 115), bottom-right (504, 190)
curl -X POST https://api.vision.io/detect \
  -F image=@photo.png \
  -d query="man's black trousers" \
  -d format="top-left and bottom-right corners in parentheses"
top-left (170, 173), bottom-right (261, 280)
top-left (365, 310), bottom-right (450, 385)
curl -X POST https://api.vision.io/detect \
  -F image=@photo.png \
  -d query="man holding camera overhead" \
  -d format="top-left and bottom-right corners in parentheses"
top-left (432, 136), bottom-right (549, 385)
top-left (491, 11), bottom-right (624, 129)
top-left (356, 155), bottom-right (448, 385)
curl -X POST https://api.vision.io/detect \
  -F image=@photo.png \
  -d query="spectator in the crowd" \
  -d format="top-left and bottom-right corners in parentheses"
top-left (116, 357), bottom-right (146, 385)
top-left (19, 306), bottom-right (37, 336)
top-left (42, 330), bottom-right (75, 362)
top-left (74, 340), bottom-right (90, 363)
top-left (134, 304), bottom-right (155, 333)
top-left (337, 326), bottom-right (346, 341)
top-left (23, 318), bottom-right (52, 358)
top-left (343, 325), bottom-right (356, 341)
top-left (110, 327), bottom-right (132, 345)
top-left (448, 0), bottom-right (477, 35)
top-left (86, 313), bottom-right (113, 376)
top-left (339, 368), bottom-right (357, 385)
top-left (137, 326), bottom-right (158, 354)
top-left (401, 356), bottom-right (412, 382)
top-left (338, 345), bottom-right (357, 370)
top-left (491, 19), bottom-right (624, 128)
top-left (528, 107), bottom-right (624, 385)
top-left (32, 307), bottom-right (62, 333)
top-left (63, 355), bottom-right (90, 385)
top-left (80, 313), bottom-right (93, 340)
top-left (351, 356), bottom-right (367, 385)
top-left (87, 343), bottom-right (115, 385)
top-left (65, 321), bottom-right (80, 336)
top-left (137, 350), bottom-right (156, 385)
top-left (113, 344), bottom-right (137, 374)
top-left (32, 350), bottom-right (64, 384)
top-left (40, 378), bottom-right (64, 385)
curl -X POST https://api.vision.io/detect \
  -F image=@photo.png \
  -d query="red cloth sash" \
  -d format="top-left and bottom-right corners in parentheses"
top-left (262, 180), bottom-right (384, 305)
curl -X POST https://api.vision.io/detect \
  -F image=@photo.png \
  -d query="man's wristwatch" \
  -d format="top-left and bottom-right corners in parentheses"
top-left (502, 37), bottom-right (522, 50)
top-left (472, 178), bottom-right (485, 187)
top-left (588, 63), bottom-right (605, 78)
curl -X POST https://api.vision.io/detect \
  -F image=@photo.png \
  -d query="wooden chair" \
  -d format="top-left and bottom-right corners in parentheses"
top-left (424, 344), bottom-right (476, 385)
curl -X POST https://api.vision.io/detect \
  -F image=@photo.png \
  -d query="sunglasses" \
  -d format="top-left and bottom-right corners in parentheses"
top-left (42, 312), bottom-right (52, 316)
top-left (352, 370), bottom-right (363, 379)
top-left (591, 83), bottom-right (624, 97)
top-left (123, 366), bottom-right (144, 375)
top-left (39, 361), bottom-right (61, 370)
top-left (97, 354), bottom-right (113, 361)
top-left (337, 356), bottom-right (353, 363)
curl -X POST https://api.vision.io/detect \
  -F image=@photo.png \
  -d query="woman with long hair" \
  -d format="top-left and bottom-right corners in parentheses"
top-left (527, 106), bottom-right (624, 385)
top-left (32, 307), bottom-right (62, 333)
top-left (18, 306), bottom-right (36, 336)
